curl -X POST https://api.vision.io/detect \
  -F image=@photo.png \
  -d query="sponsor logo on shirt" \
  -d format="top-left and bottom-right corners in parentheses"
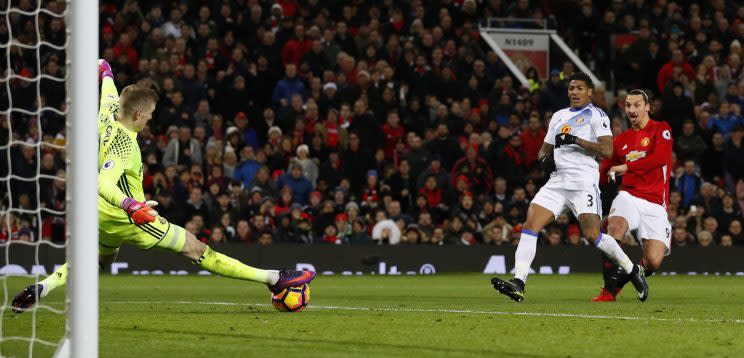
top-left (625, 150), bottom-right (647, 162)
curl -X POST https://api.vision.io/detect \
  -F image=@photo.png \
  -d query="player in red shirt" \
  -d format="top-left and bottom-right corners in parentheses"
top-left (593, 89), bottom-right (673, 302)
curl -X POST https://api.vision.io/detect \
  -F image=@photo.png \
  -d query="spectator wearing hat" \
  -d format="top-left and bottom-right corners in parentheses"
top-left (278, 163), bottom-right (313, 205)
top-left (291, 144), bottom-right (318, 187)
top-left (372, 217), bottom-right (401, 245)
top-left (540, 69), bottom-right (568, 112)
top-left (318, 82), bottom-right (339, 114)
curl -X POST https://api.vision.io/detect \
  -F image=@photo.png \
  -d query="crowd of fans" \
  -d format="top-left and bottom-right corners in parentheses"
top-left (1, 0), bottom-right (744, 248)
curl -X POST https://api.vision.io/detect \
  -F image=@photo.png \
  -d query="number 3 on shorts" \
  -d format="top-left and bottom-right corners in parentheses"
top-left (586, 194), bottom-right (593, 207)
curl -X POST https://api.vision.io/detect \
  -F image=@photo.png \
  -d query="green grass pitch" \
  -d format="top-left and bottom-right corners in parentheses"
top-left (2, 274), bottom-right (743, 357)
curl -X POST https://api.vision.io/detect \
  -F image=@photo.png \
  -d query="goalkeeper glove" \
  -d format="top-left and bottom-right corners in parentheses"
top-left (554, 133), bottom-right (578, 148)
top-left (98, 59), bottom-right (113, 80)
top-left (120, 198), bottom-right (159, 225)
top-left (539, 154), bottom-right (556, 180)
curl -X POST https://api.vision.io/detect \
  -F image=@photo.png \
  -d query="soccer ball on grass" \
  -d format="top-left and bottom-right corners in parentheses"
top-left (271, 284), bottom-right (310, 312)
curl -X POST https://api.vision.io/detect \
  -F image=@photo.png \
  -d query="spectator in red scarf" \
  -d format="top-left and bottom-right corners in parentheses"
top-left (316, 108), bottom-right (349, 151)
top-left (502, 133), bottom-right (527, 183)
top-left (361, 170), bottom-right (381, 209)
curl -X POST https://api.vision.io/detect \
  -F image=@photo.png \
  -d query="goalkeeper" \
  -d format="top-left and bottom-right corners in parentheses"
top-left (12, 60), bottom-right (315, 313)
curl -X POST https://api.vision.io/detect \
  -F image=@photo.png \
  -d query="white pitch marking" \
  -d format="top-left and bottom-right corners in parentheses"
top-left (107, 301), bottom-right (744, 325)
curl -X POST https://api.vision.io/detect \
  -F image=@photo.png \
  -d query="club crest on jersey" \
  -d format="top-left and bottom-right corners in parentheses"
top-left (625, 150), bottom-right (647, 162)
top-left (641, 137), bottom-right (650, 146)
top-left (560, 125), bottom-right (571, 134)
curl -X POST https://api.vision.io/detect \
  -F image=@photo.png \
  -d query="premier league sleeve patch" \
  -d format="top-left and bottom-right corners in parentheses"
top-left (102, 159), bottom-right (115, 170)
top-left (662, 129), bottom-right (671, 140)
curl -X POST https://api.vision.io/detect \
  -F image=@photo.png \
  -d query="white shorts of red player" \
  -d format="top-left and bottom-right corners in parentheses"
top-left (609, 191), bottom-right (672, 255)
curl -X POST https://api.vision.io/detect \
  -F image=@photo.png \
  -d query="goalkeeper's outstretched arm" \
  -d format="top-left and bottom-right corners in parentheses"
top-left (98, 60), bottom-right (119, 132)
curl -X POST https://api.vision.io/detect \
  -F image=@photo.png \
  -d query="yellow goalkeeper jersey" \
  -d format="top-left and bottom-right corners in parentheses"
top-left (97, 78), bottom-right (144, 221)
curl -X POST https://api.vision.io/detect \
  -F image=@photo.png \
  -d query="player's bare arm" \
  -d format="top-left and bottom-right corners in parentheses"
top-left (537, 142), bottom-right (554, 160)
top-left (574, 135), bottom-right (613, 159)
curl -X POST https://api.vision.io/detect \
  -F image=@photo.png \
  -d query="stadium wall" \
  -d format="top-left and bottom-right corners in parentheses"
top-left (3, 245), bottom-right (744, 276)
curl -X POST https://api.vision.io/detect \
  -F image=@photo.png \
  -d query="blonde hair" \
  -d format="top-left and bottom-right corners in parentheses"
top-left (119, 84), bottom-right (159, 117)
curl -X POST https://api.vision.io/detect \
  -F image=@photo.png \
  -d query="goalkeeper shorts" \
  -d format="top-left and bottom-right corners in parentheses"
top-left (99, 210), bottom-right (186, 254)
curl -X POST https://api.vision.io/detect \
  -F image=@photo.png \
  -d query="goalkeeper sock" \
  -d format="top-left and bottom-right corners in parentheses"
top-left (39, 263), bottom-right (68, 298)
top-left (513, 229), bottom-right (538, 283)
top-left (595, 234), bottom-right (634, 274)
top-left (195, 246), bottom-right (279, 285)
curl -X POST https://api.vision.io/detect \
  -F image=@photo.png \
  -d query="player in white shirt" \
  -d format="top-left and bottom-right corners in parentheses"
top-left (491, 73), bottom-right (648, 302)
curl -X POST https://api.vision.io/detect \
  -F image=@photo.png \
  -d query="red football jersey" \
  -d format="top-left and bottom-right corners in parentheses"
top-left (599, 120), bottom-right (673, 206)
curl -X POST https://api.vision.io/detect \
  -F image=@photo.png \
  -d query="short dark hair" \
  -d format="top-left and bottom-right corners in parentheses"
top-left (627, 89), bottom-right (651, 104)
top-left (567, 72), bottom-right (594, 89)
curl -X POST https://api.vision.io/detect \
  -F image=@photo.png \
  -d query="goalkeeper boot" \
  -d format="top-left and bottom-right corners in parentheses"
top-left (591, 287), bottom-right (620, 302)
top-left (11, 284), bottom-right (44, 314)
top-left (491, 277), bottom-right (525, 302)
top-left (627, 264), bottom-right (649, 302)
top-left (268, 270), bottom-right (316, 294)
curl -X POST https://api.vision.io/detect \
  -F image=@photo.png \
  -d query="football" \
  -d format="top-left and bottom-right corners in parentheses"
top-left (271, 284), bottom-right (310, 312)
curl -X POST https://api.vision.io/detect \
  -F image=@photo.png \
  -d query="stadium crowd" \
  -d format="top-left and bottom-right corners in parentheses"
top-left (1, 0), bottom-right (744, 248)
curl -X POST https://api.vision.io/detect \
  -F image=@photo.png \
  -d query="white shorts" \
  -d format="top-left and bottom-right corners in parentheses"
top-left (609, 191), bottom-right (671, 255)
top-left (531, 177), bottom-right (602, 219)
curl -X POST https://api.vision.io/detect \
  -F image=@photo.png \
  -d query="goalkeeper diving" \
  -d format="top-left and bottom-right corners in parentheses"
top-left (11, 60), bottom-right (315, 313)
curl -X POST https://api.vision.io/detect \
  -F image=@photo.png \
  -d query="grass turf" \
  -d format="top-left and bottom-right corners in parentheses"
top-left (2, 274), bottom-right (743, 357)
